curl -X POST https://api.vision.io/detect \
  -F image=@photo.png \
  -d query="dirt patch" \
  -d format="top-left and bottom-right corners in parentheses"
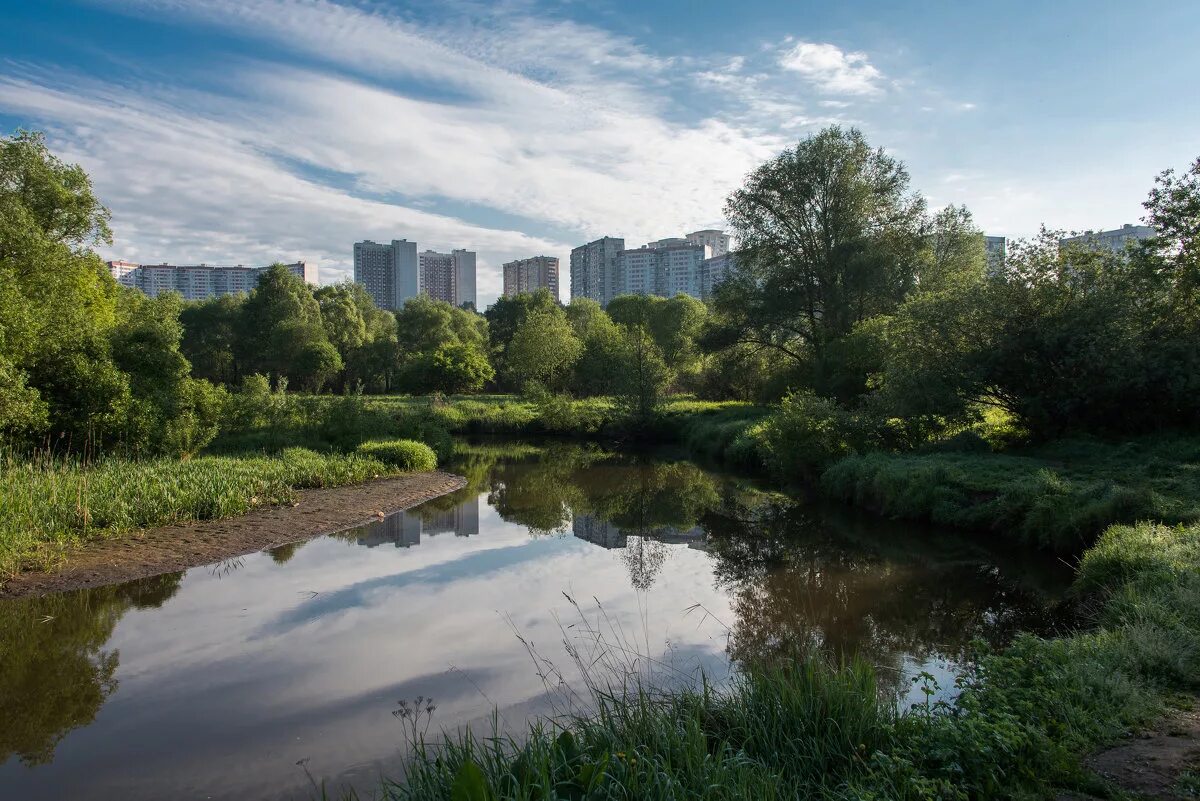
top-left (0, 471), bottom-right (467, 599)
top-left (1061, 702), bottom-right (1200, 800)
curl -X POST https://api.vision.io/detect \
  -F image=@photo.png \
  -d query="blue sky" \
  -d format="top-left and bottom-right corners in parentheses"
top-left (2, 0), bottom-right (1197, 307)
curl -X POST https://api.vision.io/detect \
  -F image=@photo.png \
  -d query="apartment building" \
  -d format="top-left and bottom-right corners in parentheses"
top-left (106, 260), bottom-right (317, 301)
top-left (502, 256), bottom-right (559, 298)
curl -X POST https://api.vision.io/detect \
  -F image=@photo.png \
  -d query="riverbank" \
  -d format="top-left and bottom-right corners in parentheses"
top-left (386, 519), bottom-right (1200, 800)
top-left (0, 470), bottom-right (465, 598)
top-left (0, 442), bottom-right (444, 585)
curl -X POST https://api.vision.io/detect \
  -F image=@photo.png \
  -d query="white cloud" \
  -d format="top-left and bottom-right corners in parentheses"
top-left (778, 41), bottom-right (885, 96)
top-left (6, 1), bottom-right (802, 307)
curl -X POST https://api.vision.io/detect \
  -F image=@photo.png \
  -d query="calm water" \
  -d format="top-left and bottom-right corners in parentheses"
top-left (0, 442), bottom-right (1070, 800)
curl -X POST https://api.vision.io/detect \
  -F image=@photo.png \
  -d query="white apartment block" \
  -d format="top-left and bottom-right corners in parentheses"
top-left (616, 241), bottom-right (707, 301)
top-left (570, 237), bottom-right (625, 307)
top-left (354, 239), bottom-right (419, 310)
top-left (502, 256), bottom-right (559, 298)
top-left (685, 229), bottom-right (731, 258)
top-left (572, 230), bottom-right (734, 305)
top-left (106, 260), bottom-right (317, 301)
top-left (418, 248), bottom-right (476, 308)
top-left (1060, 224), bottom-right (1155, 254)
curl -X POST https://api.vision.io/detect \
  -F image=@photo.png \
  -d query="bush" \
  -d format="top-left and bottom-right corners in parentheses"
top-left (356, 439), bottom-right (437, 472)
top-left (755, 390), bottom-right (882, 476)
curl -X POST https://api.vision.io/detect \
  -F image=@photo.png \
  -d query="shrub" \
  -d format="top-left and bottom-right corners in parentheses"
top-left (356, 439), bottom-right (437, 472)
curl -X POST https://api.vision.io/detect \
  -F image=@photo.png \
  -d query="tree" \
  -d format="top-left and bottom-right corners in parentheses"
top-left (1, 129), bottom-right (224, 453)
top-left (562, 298), bottom-right (621, 396)
top-left (716, 126), bottom-right (926, 400)
top-left (238, 264), bottom-right (340, 390)
top-left (506, 306), bottom-right (582, 392)
top-left (484, 289), bottom-right (560, 388)
top-left (614, 325), bottom-right (672, 425)
top-left (394, 295), bottom-right (492, 394)
top-left (180, 293), bottom-right (244, 386)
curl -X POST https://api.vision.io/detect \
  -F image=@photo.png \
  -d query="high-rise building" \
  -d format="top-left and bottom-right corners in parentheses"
top-left (615, 240), bottom-right (708, 301)
top-left (105, 260), bottom-right (317, 301)
top-left (700, 253), bottom-right (736, 299)
top-left (984, 236), bottom-right (1007, 273)
top-left (570, 236), bottom-right (625, 307)
top-left (685, 229), bottom-right (731, 258)
top-left (1059, 223), bottom-right (1155, 254)
top-left (452, 249), bottom-right (476, 309)
top-left (503, 256), bottom-right (560, 298)
top-left (418, 248), bottom-right (477, 308)
top-left (354, 239), bottom-right (418, 310)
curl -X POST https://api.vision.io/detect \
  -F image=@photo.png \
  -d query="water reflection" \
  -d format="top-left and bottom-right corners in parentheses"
top-left (0, 573), bottom-right (182, 767)
top-left (0, 441), bottom-right (1071, 800)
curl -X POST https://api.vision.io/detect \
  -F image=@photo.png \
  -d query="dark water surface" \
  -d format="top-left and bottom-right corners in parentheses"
top-left (0, 442), bottom-right (1071, 800)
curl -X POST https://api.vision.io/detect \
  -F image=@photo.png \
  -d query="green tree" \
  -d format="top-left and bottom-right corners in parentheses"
top-left (111, 290), bottom-right (226, 455)
top-left (716, 126), bottom-right (926, 400)
top-left (614, 325), bottom-right (672, 425)
top-left (239, 264), bottom-right (341, 391)
top-left (484, 289), bottom-right (560, 388)
top-left (506, 306), bottom-right (582, 392)
top-left (180, 293), bottom-right (244, 386)
top-left (394, 295), bottom-right (492, 394)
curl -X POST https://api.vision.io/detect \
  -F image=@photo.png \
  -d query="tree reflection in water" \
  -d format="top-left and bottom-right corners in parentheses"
top-left (449, 440), bottom-right (1070, 682)
top-left (0, 572), bottom-right (182, 766)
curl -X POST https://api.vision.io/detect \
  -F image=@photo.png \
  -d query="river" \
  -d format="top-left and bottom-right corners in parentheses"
top-left (0, 440), bottom-right (1070, 800)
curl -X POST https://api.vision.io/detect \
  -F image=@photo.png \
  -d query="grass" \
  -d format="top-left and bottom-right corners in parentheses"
top-left (356, 439), bottom-right (438, 472)
top-left (819, 434), bottom-right (1200, 552)
top-left (0, 446), bottom-right (424, 578)
top-left (365, 519), bottom-right (1200, 800)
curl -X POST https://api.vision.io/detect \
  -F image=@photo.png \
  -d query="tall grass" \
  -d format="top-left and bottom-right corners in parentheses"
top-left (819, 434), bottom-right (1200, 551)
top-left (0, 447), bottom-right (401, 577)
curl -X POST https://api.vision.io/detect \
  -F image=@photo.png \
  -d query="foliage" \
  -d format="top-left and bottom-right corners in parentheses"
top-left (237, 264), bottom-right (342, 392)
top-left (820, 434), bottom-right (1200, 551)
top-left (355, 439), bottom-right (438, 472)
top-left (395, 295), bottom-right (493, 394)
top-left (484, 289), bottom-right (560, 389)
top-left (506, 306), bottom-right (582, 392)
top-left (0, 129), bottom-right (227, 456)
top-left (714, 126), bottom-right (929, 401)
top-left (612, 325), bottom-right (672, 427)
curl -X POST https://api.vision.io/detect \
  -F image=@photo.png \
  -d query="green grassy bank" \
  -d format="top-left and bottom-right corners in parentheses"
top-left (821, 435), bottom-right (1200, 552)
top-left (380, 519), bottom-right (1199, 800)
top-left (0, 442), bottom-right (433, 578)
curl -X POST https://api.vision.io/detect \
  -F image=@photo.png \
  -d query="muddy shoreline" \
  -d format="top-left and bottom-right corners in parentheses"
top-left (0, 471), bottom-right (467, 599)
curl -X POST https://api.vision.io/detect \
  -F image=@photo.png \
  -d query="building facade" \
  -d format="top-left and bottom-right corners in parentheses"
top-left (614, 241), bottom-right (708, 301)
top-left (354, 239), bottom-right (419, 310)
top-left (1059, 223), bottom-right (1156, 254)
top-left (502, 256), bottom-right (560, 298)
top-left (105, 260), bottom-right (317, 301)
top-left (417, 248), bottom-right (477, 308)
top-left (984, 235), bottom-right (1007, 273)
top-left (685, 229), bottom-right (731, 258)
top-left (570, 236), bottom-right (625, 306)
top-left (700, 253), bottom-right (736, 299)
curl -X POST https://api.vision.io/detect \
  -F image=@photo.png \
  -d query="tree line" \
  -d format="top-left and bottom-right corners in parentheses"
top-left (3, 125), bottom-right (1197, 461)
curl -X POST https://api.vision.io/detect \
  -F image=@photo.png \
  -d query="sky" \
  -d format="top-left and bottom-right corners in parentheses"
top-left (2, 0), bottom-right (1198, 308)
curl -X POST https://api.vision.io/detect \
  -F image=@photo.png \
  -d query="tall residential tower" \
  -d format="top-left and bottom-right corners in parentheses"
top-left (353, 239), bottom-right (419, 310)
top-left (569, 236), bottom-right (625, 306)
top-left (502, 256), bottom-right (559, 298)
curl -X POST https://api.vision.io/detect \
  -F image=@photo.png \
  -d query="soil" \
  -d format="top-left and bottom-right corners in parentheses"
top-left (0, 471), bottom-right (467, 599)
top-left (1059, 702), bottom-right (1200, 800)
